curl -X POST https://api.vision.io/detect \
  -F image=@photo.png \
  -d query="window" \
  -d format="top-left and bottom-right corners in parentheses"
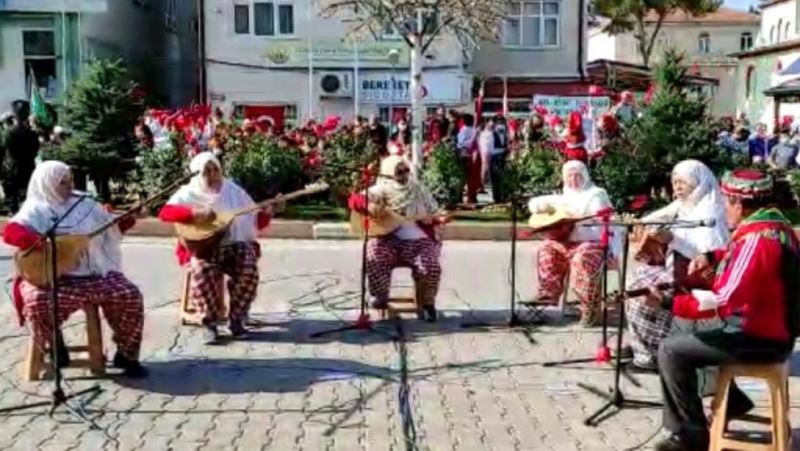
top-left (745, 65), bottom-right (755, 100)
top-left (698, 32), bottom-right (710, 54)
top-left (740, 32), bottom-right (753, 51)
top-left (234, 4), bottom-right (250, 34)
top-left (278, 5), bottom-right (294, 34)
top-left (786, 22), bottom-right (792, 40)
top-left (252, 2), bottom-right (294, 36)
top-left (778, 19), bottom-right (783, 42)
top-left (502, 1), bottom-right (560, 48)
top-left (22, 30), bottom-right (57, 98)
top-left (771, 26), bottom-right (776, 44)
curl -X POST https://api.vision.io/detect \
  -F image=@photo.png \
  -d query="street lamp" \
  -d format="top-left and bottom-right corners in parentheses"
top-left (387, 48), bottom-right (401, 131)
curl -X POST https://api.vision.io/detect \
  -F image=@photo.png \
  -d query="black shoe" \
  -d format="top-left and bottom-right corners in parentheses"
top-left (112, 353), bottom-right (148, 379)
top-left (423, 305), bottom-right (437, 323)
top-left (203, 324), bottom-right (221, 345)
top-left (654, 433), bottom-right (708, 451)
top-left (229, 321), bottom-right (249, 339)
top-left (371, 299), bottom-right (389, 310)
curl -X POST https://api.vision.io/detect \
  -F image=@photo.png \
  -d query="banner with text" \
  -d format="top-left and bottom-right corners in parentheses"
top-left (359, 72), bottom-right (464, 104)
top-left (532, 95), bottom-right (613, 152)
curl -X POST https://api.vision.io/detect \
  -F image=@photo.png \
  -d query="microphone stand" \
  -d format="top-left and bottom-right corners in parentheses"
top-left (0, 195), bottom-right (105, 431)
top-left (577, 223), bottom-right (662, 426)
top-left (460, 190), bottom-right (552, 337)
top-left (310, 156), bottom-right (395, 340)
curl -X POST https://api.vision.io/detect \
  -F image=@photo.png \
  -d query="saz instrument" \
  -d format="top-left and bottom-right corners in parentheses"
top-left (632, 227), bottom-right (669, 267)
top-left (526, 209), bottom-right (600, 242)
top-left (349, 208), bottom-right (451, 238)
top-left (16, 171), bottom-right (197, 288)
top-left (175, 182), bottom-right (330, 254)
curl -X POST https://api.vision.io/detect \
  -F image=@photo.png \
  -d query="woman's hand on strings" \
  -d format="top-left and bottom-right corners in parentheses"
top-left (192, 207), bottom-right (216, 223)
top-left (272, 193), bottom-right (287, 213)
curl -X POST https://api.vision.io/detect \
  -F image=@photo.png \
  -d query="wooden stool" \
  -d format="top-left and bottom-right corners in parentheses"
top-left (23, 304), bottom-right (105, 382)
top-left (179, 268), bottom-right (229, 325)
top-left (380, 268), bottom-right (424, 321)
top-left (709, 362), bottom-right (791, 451)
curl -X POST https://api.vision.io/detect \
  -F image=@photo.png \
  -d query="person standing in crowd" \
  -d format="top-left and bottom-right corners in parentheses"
top-left (447, 109), bottom-right (461, 141)
top-left (491, 116), bottom-right (509, 202)
top-left (388, 118), bottom-right (412, 156)
top-left (613, 91), bottom-right (640, 124)
top-left (456, 114), bottom-right (479, 204)
top-left (768, 125), bottom-right (798, 170)
top-left (747, 123), bottom-right (773, 164)
top-left (522, 114), bottom-right (546, 149)
top-left (431, 105), bottom-right (450, 142)
top-left (478, 119), bottom-right (495, 194)
top-left (3, 101), bottom-right (40, 213)
top-left (368, 115), bottom-right (388, 155)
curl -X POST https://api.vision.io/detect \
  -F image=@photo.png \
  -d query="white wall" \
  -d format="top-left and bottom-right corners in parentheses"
top-left (588, 30), bottom-right (617, 61)
top-left (204, 0), bottom-right (469, 119)
top-left (759, 1), bottom-right (798, 46)
top-left (471, 0), bottom-right (586, 77)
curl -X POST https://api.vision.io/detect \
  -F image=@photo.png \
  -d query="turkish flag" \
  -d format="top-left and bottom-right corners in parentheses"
top-left (242, 105), bottom-right (285, 131)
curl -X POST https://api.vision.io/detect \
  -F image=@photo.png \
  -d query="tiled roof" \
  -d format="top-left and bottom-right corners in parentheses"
top-left (644, 6), bottom-right (759, 24)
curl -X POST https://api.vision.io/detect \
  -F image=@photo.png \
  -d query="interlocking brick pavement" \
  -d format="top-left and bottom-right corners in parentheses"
top-left (0, 239), bottom-right (798, 450)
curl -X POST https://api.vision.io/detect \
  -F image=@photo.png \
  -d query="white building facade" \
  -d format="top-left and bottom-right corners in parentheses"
top-left (203, 0), bottom-right (471, 128)
top-left (588, 7), bottom-right (759, 116)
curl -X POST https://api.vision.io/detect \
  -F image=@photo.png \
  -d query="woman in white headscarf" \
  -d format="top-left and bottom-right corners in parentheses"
top-left (625, 159), bottom-right (729, 370)
top-left (3, 161), bottom-right (147, 378)
top-left (349, 155), bottom-right (444, 321)
top-left (159, 152), bottom-right (272, 343)
top-left (528, 160), bottom-right (617, 326)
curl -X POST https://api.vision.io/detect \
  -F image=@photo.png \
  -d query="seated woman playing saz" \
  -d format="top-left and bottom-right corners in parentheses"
top-left (159, 152), bottom-right (272, 344)
top-left (528, 161), bottom-right (618, 326)
top-left (3, 161), bottom-right (147, 378)
top-left (349, 155), bottom-right (445, 322)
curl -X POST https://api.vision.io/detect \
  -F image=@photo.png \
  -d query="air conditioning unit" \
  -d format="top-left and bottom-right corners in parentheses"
top-left (319, 72), bottom-right (354, 97)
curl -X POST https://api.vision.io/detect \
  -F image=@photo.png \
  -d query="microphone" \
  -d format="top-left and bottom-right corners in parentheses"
top-left (700, 218), bottom-right (716, 228)
top-left (71, 190), bottom-right (97, 199)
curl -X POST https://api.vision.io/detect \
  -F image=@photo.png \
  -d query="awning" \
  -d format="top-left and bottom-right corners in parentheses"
top-left (764, 79), bottom-right (800, 97)
top-left (779, 57), bottom-right (800, 76)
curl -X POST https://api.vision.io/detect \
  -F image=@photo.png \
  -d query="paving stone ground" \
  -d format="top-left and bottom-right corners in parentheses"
top-left (0, 238), bottom-right (798, 450)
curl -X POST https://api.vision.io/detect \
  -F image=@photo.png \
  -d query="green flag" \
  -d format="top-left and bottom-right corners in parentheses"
top-left (28, 67), bottom-right (52, 127)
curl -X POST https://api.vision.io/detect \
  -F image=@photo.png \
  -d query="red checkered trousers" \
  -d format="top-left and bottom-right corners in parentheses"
top-left (20, 271), bottom-right (144, 360)
top-left (537, 240), bottom-right (607, 324)
top-left (366, 236), bottom-right (442, 306)
top-left (189, 241), bottom-right (259, 324)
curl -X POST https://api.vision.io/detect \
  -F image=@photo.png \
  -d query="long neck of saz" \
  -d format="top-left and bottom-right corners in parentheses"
top-left (88, 171), bottom-right (196, 238)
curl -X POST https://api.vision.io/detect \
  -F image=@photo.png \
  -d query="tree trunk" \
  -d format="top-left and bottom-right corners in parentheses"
top-left (410, 38), bottom-right (424, 177)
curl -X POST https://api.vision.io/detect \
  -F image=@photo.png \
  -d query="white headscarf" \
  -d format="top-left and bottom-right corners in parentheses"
top-left (167, 152), bottom-right (259, 244)
top-left (12, 161), bottom-right (123, 276)
top-left (644, 159), bottom-right (729, 258)
top-left (559, 160), bottom-right (612, 216)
